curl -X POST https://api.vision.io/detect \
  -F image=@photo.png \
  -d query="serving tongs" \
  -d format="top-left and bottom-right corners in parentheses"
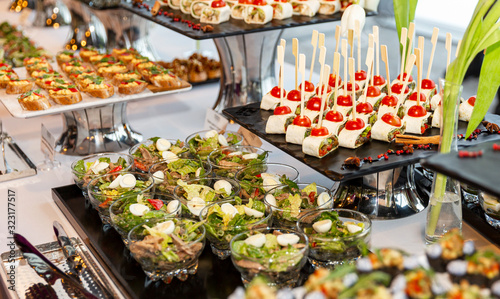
top-left (13, 233), bottom-right (99, 299)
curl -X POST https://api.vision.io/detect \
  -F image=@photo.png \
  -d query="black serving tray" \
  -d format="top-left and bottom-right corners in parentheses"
top-left (223, 103), bottom-right (500, 181)
top-left (51, 185), bottom-right (244, 299)
top-left (120, 1), bottom-right (375, 40)
top-left (421, 140), bottom-right (500, 199)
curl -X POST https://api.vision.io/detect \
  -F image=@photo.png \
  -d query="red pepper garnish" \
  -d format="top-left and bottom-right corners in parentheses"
top-left (134, 160), bottom-right (147, 171)
top-left (253, 188), bottom-right (260, 198)
top-left (99, 197), bottom-right (113, 208)
top-left (109, 165), bottom-right (123, 173)
top-left (308, 192), bottom-right (316, 203)
top-left (147, 199), bottom-right (164, 210)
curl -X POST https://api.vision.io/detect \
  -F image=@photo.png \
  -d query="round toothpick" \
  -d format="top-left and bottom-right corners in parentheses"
top-left (426, 27), bottom-right (439, 79)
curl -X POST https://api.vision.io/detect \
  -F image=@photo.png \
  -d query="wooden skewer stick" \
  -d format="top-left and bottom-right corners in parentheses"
top-left (317, 46), bottom-right (327, 99)
top-left (349, 57), bottom-right (356, 120)
top-left (333, 52), bottom-right (340, 112)
top-left (299, 53), bottom-right (306, 118)
top-left (455, 39), bottom-right (462, 58)
top-left (381, 45), bottom-right (391, 97)
top-left (293, 38), bottom-right (299, 90)
top-left (418, 36), bottom-right (425, 61)
top-left (395, 134), bottom-right (440, 145)
top-left (368, 34), bottom-right (374, 87)
top-left (414, 48), bottom-right (422, 107)
top-left (277, 45), bottom-right (285, 107)
top-left (405, 22), bottom-right (415, 73)
top-left (356, 20), bottom-right (361, 71)
top-left (342, 39), bottom-right (348, 97)
top-left (278, 39), bottom-right (286, 91)
top-left (362, 47), bottom-right (374, 103)
top-left (373, 25), bottom-right (380, 77)
top-left (445, 32), bottom-right (452, 74)
top-left (397, 54), bottom-right (416, 105)
top-left (426, 27), bottom-right (439, 79)
top-left (309, 30), bottom-right (319, 83)
top-left (334, 25), bottom-right (341, 58)
top-left (348, 29), bottom-right (354, 58)
top-left (318, 64), bottom-right (331, 129)
top-left (399, 27), bottom-right (408, 81)
top-left (319, 33), bottom-right (325, 48)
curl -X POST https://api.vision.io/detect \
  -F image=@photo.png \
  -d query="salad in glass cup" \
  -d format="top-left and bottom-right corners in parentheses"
top-left (71, 153), bottom-right (134, 198)
top-left (479, 191), bottom-right (500, 228)
top-left (128, 217), bottom-right (205, 283)
top-left (87, 171), bottom-right (154, 224)
top-left (173, 177), bottom-right (240, 219)
top-left (264, 182), bottom-right (333, 228)
top-left (199, 197), bottom-right (271, 259)
top-left (230, 227), bottom-right (309, 288)
top-left (185, 129), bottom-right (243, 160)
top-left (129, 137), bottom-right (188, 172)
top-left (208, 145), bottom-right (269, 179)
top-left (149, 158), bottom-right (212, 196)
top-left (109, 192), bottom-right (181, 245)
top-left (297, 209), bottom-right (371, 269)
top-left (235, 163), bottom-right (299, 200)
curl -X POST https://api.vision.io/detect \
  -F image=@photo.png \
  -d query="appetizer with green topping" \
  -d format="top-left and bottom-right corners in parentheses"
top-left (298, 209), bottom-right (371, 268)
top-left (129, 137), bottom-right (188, 172)
top-left (200, 197), bottom-right (271, 259)
top-left (230, 228), bottom-right (308, 288)
top-left (128, 217), bottom-right (205, 283)
top-left (208, 145), bottom-right (269, 178)
top-left (264, 182), bottom-right (333, 228)
top-left (186, 129), bottom-right (243, 160)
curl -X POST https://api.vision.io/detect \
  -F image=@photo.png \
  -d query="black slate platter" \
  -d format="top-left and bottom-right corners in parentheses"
top-left (421, 140), bottom-right (500, 199)
top-left (51, 185), bottom-right (244, 299)
top-left (223, 103), bottom-right (500, 181)
top-left (120, 1), bottom-right (375, 40)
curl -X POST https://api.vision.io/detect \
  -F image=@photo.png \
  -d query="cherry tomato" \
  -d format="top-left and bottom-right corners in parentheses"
top-left (306, 97), bottom-right (323, 111)
top-left (328, 74), bottom-right (342, 88)
top-left (252, 0), bottom-right (267, 5)
top-left (408, 92), bottom-right (426, 102)
top-left (355, 70), bottom-right (367, 81)
top-left (287, 89), bottom-right (301, 101)
top-left (311, 126), bottom-right (329, 136)
top-left (325, 110), bottom-right (343, 122)
top-left (346, 82), bottom-right (359, 92)
top-left (270, 86), bottom-right (286, 98)
top-left (380, 95), bottom-right (398, 107)
top-left (407, 105), bottom-right (427, 117)
top-left (293, 115), bottom-right (312, 127)
top-left (397, 73), bottom-right (413, 82)
top-left (356, 102), bottom-right (373, 114)
top-left (366, 85), bottom-right (381, 97)
top-left (69, 88), bottom-right (78, 93)
top-left (337, 94), bottom-right (353, 106)
top-left (315, 85), bottom-right (332, 97)
top-left (373, 75), bottom-right (386, 86)
top-left (308, 192), bottom-right (316, 203)
top-left (299, 81), bottom-right (315, 92)
top-left (391, 83), bottom-right (409, 95)
top-left (421, 78), bottom-right (436, 90)
top-left (274, 105), bottom-right (292, 115)
top-left (381, 112), bottom-right (402, 127)
top-left (211, 0), bottom-right (226, 7)
top-left (345, 118), bottom-right (365, 130)
top-left (147, 199), bottom-right (164, 210)
top-left (467, 96), bottom-right (476, 106)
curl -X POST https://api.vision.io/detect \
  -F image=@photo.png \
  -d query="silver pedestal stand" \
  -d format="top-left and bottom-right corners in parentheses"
top-left (212, 30), bottom-right (283, 110)
top-left (56, 103), bottom-right (142, 155)
top-left (334, 164), bottom-right (428, 219)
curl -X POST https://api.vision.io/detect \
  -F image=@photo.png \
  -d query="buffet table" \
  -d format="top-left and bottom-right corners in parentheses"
top-left (0, 6), bottom-right (499, 299)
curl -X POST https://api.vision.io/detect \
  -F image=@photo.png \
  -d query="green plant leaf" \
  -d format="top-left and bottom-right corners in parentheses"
top-left (409, 0), bottom-right (418, 23)
top-left (393, 0), bottom-right (410, 51)
top-left (466, 41), bottom-right (500, 138)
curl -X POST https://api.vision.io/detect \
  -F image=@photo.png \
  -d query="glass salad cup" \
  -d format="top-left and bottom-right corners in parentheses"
top-left (185, 129), bottom-right (244, 160)
top-left (264, 183), bottom-right (333, 229)
top-left (479, 191), bottom-right (500, 229)
top-left (149, 158), bottom-right (212, 197)
top-left (109, 192), bottom-right (181, 246)
top-left (127, 217), bottom-right (206, 283)
top-left (173, 177), bottom-right (241, 220)
top-left (297, 208), bottom-right (371, 269)
top-left (199, 198), bottom-right (272, 259)
top-left (207, 145), bottom-right (269, 179)
top-left (230, 227), bottom-right (309, 288)
top-left (235, 163), bottom-right (300, 200)
top-left (129, 138), bottom-right (188, 173)
top-left (87, 171), bottom-right (154, 224)
top-left (71, 153), bottom-right (134, 198)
